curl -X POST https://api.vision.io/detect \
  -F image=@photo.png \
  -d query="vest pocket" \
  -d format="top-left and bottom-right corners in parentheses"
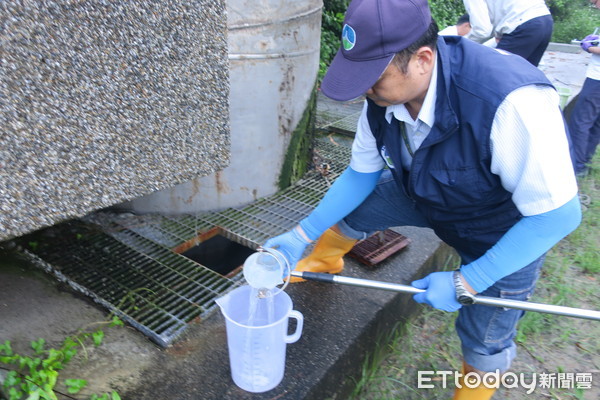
top-left (421, 167), bottom-right (491, 207)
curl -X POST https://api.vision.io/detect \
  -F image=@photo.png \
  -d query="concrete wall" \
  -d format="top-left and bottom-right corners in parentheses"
top-left (0, 1), bottom-right (230, 241)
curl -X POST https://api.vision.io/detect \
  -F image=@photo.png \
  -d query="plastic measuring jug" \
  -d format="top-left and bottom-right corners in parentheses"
top-left (215, 285), bottom-right (303, 393)
top-left (242, 248), bottom-right (291, 295)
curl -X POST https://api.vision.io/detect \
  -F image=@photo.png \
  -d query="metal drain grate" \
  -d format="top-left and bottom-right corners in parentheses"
top-left (98, 136), bottom-right (351, 250)
top-left (324, 113), bottom-right (362, 136)
top-left (17, 220), bottom-right (236, 347)
top-left (14, 136), bottom-right (352, 347)
top-left (316, 92), bottom-right (363, 136)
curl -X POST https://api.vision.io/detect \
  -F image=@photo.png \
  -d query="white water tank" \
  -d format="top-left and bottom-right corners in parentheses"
top-left (123, 0), bottom-right (322, 213)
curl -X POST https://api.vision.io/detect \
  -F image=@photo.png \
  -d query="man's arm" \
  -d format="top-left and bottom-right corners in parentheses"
top-left (264, 102), bottom-right (385, 267)
top-left (463, 0), bottom-right (494, 43)
top-left (263, 166), bottom-right (382, 268)
top-left (299, 166), bottom-right (382, 240)
top-left (461, 196), bottom-right (581, 293)
top-left (581, 33), bottom-right (600, 54)
top-left (412, 196), bottom-right (581, 310)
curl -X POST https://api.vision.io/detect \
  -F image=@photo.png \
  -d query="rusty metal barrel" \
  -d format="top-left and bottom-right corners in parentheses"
top-left (124, 0), bottom-right (323, 213)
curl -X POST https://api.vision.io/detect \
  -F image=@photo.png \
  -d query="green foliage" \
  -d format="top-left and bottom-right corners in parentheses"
top-left (0, 317), bottom-right (123, 400)
top-left (546, 0), bottom-right (586, 21)
top-left (319, 1), bottom-right (349, 82)
top-left (323, 0), bottom-right (349, 14)
top-left (570, 157), bottom-right (600, 274)
top-left (551, 2), bottom-right (600, 43)
top-left (319, 22), bottom-right (341, 82)
top-left (89, 392), bottom-right (121, 400)
top-left (546, 0), bottom-right (572, 20)
top-left (428, 0), bottom-right (466, 30)
top-left (65, 379), bottom-right (87, 394)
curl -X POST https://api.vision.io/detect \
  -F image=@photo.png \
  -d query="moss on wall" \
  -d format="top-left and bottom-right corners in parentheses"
top-left (278, 83), bottom-right (318, 190)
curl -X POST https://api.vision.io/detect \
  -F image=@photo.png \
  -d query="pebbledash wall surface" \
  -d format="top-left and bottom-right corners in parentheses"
top-left (0, 1), bottom-right (230, 241)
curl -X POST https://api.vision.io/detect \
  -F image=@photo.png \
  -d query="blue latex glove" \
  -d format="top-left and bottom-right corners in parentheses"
top-left (263, 227), bottom-right (311, 271)
top-left (412, 271), bottom-right (462, 312)
top-left (581, 34), bottom-right (599, 52)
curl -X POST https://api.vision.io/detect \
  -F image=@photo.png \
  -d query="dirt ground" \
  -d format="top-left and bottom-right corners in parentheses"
top-left (0, 246), bottom-right (159, 399)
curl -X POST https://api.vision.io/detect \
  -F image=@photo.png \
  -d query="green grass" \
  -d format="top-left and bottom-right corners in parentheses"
top-left (352, 154), bottom-right (600, 399)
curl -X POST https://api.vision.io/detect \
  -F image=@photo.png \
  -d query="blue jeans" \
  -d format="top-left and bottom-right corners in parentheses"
top-left (337, 170), bottom-right (545, 371)
top-left (457, 256), bottom-right (544, 372)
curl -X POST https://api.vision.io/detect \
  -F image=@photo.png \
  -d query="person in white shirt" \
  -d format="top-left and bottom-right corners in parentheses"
top-left (568, 21), bottom-right (600, 176)
top-left (438, 14), bottom-right (471, 37)
top-left (463, 0), bottom-right (552, 66)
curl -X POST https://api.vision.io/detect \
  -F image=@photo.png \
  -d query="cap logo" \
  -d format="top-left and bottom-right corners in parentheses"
top-left (342, 24), bottom-right (356, 51)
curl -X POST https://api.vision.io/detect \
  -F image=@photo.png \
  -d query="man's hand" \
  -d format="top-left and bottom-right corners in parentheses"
top-left (411, 271), bottom-right (462, 312)
top-left (581, 34), bottom-right (599, 52)
top-left (263, 227), bottom-right (311, 272)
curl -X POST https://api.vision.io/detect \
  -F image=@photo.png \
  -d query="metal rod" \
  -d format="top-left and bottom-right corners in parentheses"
top-left (290, 271), bottom-right (600, 321)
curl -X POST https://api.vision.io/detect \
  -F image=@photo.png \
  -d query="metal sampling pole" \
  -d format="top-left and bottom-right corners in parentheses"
top-left (290, 271), bottom-right (600, 321)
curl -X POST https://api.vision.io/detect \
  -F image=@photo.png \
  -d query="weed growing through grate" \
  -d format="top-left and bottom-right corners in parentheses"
top-left (0, 316), bottom-right (124, 400)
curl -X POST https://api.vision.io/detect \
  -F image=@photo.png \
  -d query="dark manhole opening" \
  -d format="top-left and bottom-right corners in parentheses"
top-left (177, 229), bottom-right (255, 277)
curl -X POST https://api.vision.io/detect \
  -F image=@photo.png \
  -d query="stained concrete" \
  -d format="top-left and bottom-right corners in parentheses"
top-left (540, 42), bottom-right (590, 100)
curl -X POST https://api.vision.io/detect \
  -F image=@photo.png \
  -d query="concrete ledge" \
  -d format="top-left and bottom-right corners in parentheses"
top-left (113, 226), bottom-right (452, 399)
top-left (547, 42), bottom-right (582, 53)
top-left (0, 226), bottom-right (452, 400)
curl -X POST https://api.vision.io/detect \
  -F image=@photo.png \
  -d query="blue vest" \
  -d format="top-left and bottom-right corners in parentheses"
top-left (367, 36), bottom-right (554, 262)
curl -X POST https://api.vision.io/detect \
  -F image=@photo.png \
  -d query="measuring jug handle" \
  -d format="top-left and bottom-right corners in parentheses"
top-left (285, 310), bottom-right (304, 344)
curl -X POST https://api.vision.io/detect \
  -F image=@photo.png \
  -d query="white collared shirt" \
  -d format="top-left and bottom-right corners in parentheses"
top-left (463, 0), bottom-right (551, 43)
top-left (587, 53), bottom-right (600, 81)
top-left (350, 60), bottom-right (437, 172)
top-left (386, 58), bottom-right (437, 170)
top-left (349, 56), bottom-right (577, 216)
top-left (438, 25), bottom-right (459, 36)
